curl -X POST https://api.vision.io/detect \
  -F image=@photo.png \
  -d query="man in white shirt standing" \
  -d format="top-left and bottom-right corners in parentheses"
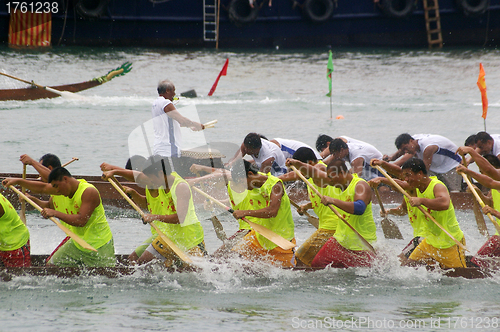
top-left (152, 80), bottom-right (204, 158)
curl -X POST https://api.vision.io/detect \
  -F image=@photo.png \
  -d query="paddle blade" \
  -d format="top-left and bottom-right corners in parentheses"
top-left (245, 219), bottom-right (295, 250)
top-left (381, 216), bottom-right (403, 240)
top-left (307, 216), bottom-right (319, 229)
top-left (211, 216), bottom-right (228, 242)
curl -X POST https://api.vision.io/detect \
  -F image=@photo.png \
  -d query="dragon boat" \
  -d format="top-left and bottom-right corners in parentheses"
top-left (0, 62), bottom-right (132, 101)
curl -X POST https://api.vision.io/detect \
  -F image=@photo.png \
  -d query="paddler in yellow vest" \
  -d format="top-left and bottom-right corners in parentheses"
top-left (278, 147), bottom-right (339, 267)
top-left (0, 193), bottom-right (31, 267)
top-left (2, 167), bottom-right (115, 267)
top-left (103, 156), bottom-right (205, 268)
top-left (287, 158), bottom-right (377, 268)
top-left (399, 158), bottom-right (466, 269)
top-left (456, 150), bottom-right (500, 269)
top-left (369, 159), bottom-right (430, 264)
top-left (227, 160), bottom-right (296, 267)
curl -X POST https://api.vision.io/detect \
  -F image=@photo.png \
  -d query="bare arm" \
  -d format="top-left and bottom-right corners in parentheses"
top-left (2, 178), bottom-right (57, 195)
top-left (385, 148), bottom-right (406, 162)
top-left (370, 159), bottom-right (404, 178)
top-left (286, 159), bottom-right (329, 182)
top-left (259, 157), bottom-right (275, 174)
top-left (321, 181), bottom-right (372, 214)
top-left (368, 176), bottom-right (412, 191)
top-left (393, 153), bottom-right (415, 167)
top-left (408, 183), bottom-right (450, 211)
top-left (457, 165), bottom-right (500, 191)
top-left (225, 144), bottom-right (245, 168)
top-left (387, 202), bottom-right (408, 216)
top-left (349, 157), bottom-right (365, 177)
top-left (25, 193), bottom-right (51, 209)
top-left (124, 186), bottom-right (148, 210)
top-left (164, 103), bottom-right (203, 131)
top-left (457, 146), bottom-right (500, 181)
top-left (279, 171), bottom-right (300, 182)
top-left (482, 205), bottom-right (500, 219)
top-left (298, 202), bottom-right (313, 215)
top-left (20, 154), bottom-right (51, 182)
top-left (421, 145), bottom-right (439, 172)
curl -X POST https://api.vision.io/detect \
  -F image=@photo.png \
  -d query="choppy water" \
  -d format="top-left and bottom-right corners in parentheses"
top-left (1, 46), bottom-right (500, 331)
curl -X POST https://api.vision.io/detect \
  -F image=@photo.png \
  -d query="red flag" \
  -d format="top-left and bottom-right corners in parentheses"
top-left (208, 58), bottom-right (229, 96)
top-left (477, 63), bottom-right (488, 119)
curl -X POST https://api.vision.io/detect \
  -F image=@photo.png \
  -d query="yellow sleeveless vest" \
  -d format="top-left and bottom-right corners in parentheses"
top-left (332, 174), bottom-right (377, 251)
top-left (0, 193), bottom-right (29, 251)
top-left (227, 183), bottom-right (252, 230)
top-left (403, 195), bottom-right (429, 238)
top-left (147, 172), bottom-right (203, 251)
top-left (146, 186), bottom-right (176, 235)
top-left (416, 177), bottom-right (463, 249)
top-left (489, 188), bottom-right (500, 236)
top-left (307, 177), bottom-right (339, 230)
top-left (229, 173), bottom-right (294, 250)
top-left (51, 180), bottom-right (113, 252)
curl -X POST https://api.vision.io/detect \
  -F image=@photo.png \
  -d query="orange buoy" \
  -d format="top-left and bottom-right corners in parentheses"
top-left (336, 115), bottom-right (344, 120)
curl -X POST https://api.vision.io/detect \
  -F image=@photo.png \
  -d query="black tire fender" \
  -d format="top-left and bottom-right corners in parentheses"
top-left (228, 0), bottom-right (259, 25)
top-left (76, 0), bottom-right (111, 19)
top-left (303, 0), bottom-right (335, 23)
top-left (455, 0), bottom-right (489, 17)
top-left (379, 0), bottom-right (415, 19)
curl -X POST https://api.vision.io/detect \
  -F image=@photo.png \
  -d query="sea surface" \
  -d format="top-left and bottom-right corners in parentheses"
top-left (1, 46), bottom-right (500, 331)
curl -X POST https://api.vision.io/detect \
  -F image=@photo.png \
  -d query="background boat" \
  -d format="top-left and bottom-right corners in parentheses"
top-left (0, 171), bottom-right (479, 210)
top-left (1, 0), bottom-right (499, 48)
top-left (0, 62), bottom-right (132, 101)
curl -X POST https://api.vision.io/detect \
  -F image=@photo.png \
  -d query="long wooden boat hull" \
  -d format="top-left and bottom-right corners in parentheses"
top-left (0, 255), bottom-right (494, 281)
top-left (0, 81), bottom-right (102, 101)
top-left (0, 173), bottom-right (478, 211)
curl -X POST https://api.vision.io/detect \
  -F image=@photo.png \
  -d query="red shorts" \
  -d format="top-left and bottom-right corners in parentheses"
top-left (311, 237), bottom-right (375, 269)
top-left (471, 235), bottom-right (500, 268)
top-left (0, 240), bottom-right (31, 267)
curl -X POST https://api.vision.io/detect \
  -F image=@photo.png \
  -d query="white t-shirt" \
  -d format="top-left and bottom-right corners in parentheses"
top-left (489, 134), bottom-right (500, 157)
top-left (273, 138), bottom-right (322, 160)
top-left (413, 134), bottom-right (461, 173)
top-left (340, 136), bottom-right (383, 180)
top-left (152, 96), bottom-right (182, 157)
top-left (251, 139), bottom-right (287, 176)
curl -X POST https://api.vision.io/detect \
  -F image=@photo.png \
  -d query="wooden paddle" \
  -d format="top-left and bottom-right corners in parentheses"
top-left (374, 187), bottom-right (403, 240)
top-left (373, 165), bottom-right (469, 252)
top-left (190, 186), bottom-right (296, 250)
top-left (458, 152), bottom-right (490, 237)
top-left (107, 177), bottom-right (193, 263)
top-left (20, 164), bottom-right (27, 225)
top-left (289, 199), bottom-right (319, 229)
top-left (0, 72), bottom-right (81, 99)
top-left (203, 120), bottom-right (217, 129)
top-left (210, 216), bottom-right (228, 243)
top-left (62, 157), bottom-right (79, 167)
top-left (8, 185), bottom-right (97, 252)
top-left (192, 170), bottom-right (228, 243)
top-left (37, 157), bottom-right (79, 180)
top-left (461, 173), bottom-right (500, 234)
top-left (290, 166), bottom-right (376, 253)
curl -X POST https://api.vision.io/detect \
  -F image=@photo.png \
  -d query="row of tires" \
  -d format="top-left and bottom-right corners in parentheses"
top-left (72, 0), bottom-right (490, 21)
top-left (229, 0), bottom-right (490, 25)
